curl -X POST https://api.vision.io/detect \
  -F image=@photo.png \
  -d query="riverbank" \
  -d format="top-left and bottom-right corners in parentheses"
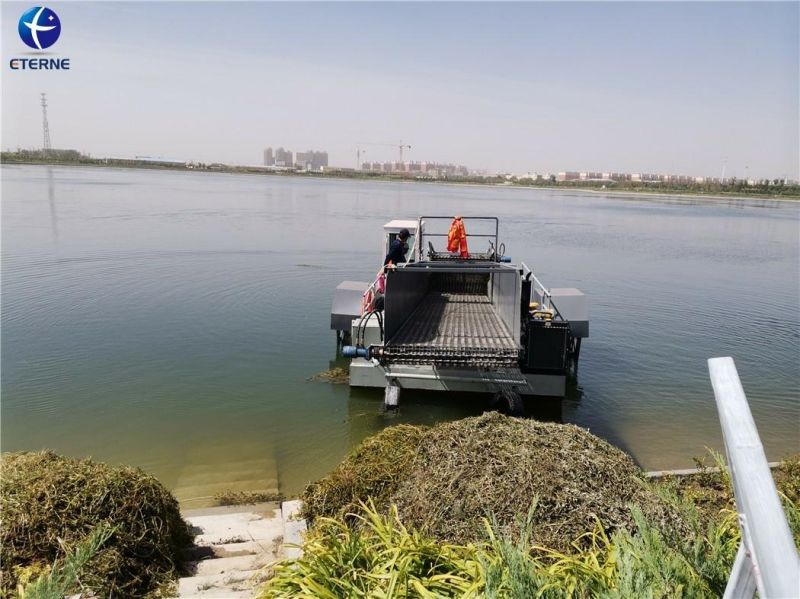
top-left (3, 154), bottom-right (798, 201)
top-left (4, 418), bottom-right (798, 598)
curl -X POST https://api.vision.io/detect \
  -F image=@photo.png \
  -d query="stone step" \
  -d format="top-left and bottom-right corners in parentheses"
top-left (280, 500), bottom-right (307, 560)
top-left (182, 502), bottom-right (280, 519)
top-left (188, 511), bottom-right (284, 546)
top-left (189, 552), bottom-right (275, 578)
top-left (175, 499), bottom-right (307, 598)
top-left (187, 539), bottom-right (273, 561)
top-left (177, 568), bottom-right (267, 597)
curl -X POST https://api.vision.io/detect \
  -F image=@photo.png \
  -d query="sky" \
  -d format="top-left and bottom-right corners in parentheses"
top-left (2, 2), bottom-right (798, 178)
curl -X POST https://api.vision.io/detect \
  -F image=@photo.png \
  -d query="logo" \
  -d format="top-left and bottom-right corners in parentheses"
top-left (18, 6), bottom-right (61, 50)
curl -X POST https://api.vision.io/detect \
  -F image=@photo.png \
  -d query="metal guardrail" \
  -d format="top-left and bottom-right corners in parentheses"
top-left (521, 263), bottom-right (567, 323)
top-left (707, 357), bottom-right (799, 598)
top-left (412, 216), bottom-right (500, 262)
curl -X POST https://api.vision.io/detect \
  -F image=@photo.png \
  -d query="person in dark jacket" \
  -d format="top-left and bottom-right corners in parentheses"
top-left (384, 228), bottom-right (410, 265)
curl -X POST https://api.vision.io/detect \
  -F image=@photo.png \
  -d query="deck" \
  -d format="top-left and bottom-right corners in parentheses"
top-left (388, 291), bottom-right (516, 350)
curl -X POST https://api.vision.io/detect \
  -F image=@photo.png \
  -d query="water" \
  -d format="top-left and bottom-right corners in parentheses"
top-left (3, 164), bottom-right (798, 503)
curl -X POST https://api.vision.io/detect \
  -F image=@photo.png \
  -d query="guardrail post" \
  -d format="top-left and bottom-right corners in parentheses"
top-left (708, 357), bottom-right (799, 598)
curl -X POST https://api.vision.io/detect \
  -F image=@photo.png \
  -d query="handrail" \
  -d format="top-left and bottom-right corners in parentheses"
top-left (529, 272), bottom-right (551, 309)
top-left (417, 216), bottom-right (500, 258)
top-left (521, 265), bottom-right (566, 322)
top-left (707, 357), bottom-right (800, 598)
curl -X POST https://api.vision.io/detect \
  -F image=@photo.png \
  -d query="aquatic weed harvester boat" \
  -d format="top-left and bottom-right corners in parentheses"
top-left (330, 217), bottom-right (589, 411)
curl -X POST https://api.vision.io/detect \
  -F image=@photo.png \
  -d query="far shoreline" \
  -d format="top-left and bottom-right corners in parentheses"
top-left (3, 157), bottom-right (798, 203)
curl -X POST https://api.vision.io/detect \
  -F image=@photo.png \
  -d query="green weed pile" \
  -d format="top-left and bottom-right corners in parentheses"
top-left (302, 423), bottom-right (428, 523)
top-left (303, 413), bottom-right (679, 551)
top-left (1, 451), bottom-right (191, 598)
top-left (268, 438), bottom-right (800, 599)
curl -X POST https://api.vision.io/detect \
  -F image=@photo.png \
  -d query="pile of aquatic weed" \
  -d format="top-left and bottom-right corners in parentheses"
top-left (393, 412), bottom-right (680, 550)
top-left (659, 452), bottom-right (800, 528)
top-left (303, 412), bottom-right (681, 552)
top-left (302, 424), bottom-right (428, 522)
top-left (1, 451), bottom-right (191, 598)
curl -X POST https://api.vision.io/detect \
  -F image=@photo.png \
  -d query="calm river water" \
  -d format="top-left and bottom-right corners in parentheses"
top-left (2, 164), bottom-right (798, 503)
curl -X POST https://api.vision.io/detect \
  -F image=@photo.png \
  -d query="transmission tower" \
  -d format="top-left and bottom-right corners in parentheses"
top-left (40, 93), bottom-right (52, 153)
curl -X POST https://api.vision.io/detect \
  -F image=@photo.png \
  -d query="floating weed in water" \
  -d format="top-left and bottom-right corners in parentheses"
top-left (307, 367), bottom-right (350, 384)
top-left (213, 489), bottom-right (285, 506)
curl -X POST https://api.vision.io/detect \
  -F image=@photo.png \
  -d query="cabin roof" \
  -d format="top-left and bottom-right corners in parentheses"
top-left (383, 219), bottom-right (418, 233)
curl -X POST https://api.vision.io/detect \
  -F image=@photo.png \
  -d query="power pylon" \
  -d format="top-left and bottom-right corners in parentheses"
top-left (41, 93), bottom-right (51, 153)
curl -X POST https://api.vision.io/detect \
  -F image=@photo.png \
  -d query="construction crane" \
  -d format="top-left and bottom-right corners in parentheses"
top-left (398, 140), bottom-right (411, 162)
top-left (356, 141), bottom-right (412, 168)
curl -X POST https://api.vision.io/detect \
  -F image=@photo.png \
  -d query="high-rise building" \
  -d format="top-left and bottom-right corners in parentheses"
top-left (263, 147), bottom-right (275, 166)
top-left (295, 150), bottom-right (329, 171)
top-left (274, 147), bottom-right (293, 167)
top-left (295, 151), bottom-right (311, 170)
top-left (313, 151), bottom-right (328, 171)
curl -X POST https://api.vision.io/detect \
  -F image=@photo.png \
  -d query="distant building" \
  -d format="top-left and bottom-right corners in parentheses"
top-left (557, 172), bottom-right (580, 182)
top-left (295, 150), bottom-right (328, 171)
top-left (274, 147), bottom-right (293, 167)
top-left (263, 147), bottom-right (274, 166)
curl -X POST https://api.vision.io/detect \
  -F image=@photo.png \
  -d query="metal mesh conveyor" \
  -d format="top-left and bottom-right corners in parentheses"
top-left (383, 291), bottom-right (519, 367)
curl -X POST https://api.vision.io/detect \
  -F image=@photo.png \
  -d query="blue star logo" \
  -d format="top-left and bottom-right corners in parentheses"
top-left (18, 6), bottom-right (61, 50)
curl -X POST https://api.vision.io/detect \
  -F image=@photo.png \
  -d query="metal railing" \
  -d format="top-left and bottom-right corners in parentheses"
top-left (412, 216), bottom-right (500, 262)
top-left (521, 262), bottom-right (566, 322)
top-left (707, 357), bottom-right (799, 598)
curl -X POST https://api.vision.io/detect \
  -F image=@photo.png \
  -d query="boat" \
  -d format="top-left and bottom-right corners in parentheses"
top-left (330, 216), bottom-right (588, 411)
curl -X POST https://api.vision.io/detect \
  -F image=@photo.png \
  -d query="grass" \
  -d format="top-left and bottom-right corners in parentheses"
top-left (274, 420), bottom-right (800, 598)
top-left (260, 465), bottom-right (800, 598)
top-left (1, 451), bottom-right (191, 598)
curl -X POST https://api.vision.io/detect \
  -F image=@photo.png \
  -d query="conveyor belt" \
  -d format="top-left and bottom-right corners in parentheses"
top-left (384, 292), bottom-right (518, 366)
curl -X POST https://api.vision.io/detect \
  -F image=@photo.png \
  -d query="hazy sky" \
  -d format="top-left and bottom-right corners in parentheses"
top-left (2, 2), bottom-right (798, 178)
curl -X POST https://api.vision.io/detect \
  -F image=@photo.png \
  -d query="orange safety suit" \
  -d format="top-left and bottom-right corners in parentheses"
top-left (447, 216), bottom-right (469, 257)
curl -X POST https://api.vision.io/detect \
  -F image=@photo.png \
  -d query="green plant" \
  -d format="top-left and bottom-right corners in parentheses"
top-left (261, 500), bottom-right (487, 598)
top-left (18, 524), bottom-right (114, 599)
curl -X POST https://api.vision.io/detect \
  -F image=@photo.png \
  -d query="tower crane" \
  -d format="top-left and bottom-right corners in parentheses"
top-left (398, 141), bottom-right (411, 162)
top-left (356, 141), bottom-right (413, 167)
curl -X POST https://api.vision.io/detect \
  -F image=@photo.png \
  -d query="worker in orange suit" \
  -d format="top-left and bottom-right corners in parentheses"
top-left (447, 216), bottom-right (469, 257)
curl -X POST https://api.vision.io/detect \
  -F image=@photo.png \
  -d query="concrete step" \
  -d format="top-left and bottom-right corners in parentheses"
top-left (177, 568), bottom-right (268, 597)
top-left (187, 511), bottom-right (284, 546)
top-left (183, 502), bottom-right (280, 519)
top-left (176, 499), bottom-right (307, 598)
top-left (187, 539), bottom-right (273, 561)
top-left (189, 552), bottom-right (275, 577)
top-left (280, 500), bottom-right (307, 560)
